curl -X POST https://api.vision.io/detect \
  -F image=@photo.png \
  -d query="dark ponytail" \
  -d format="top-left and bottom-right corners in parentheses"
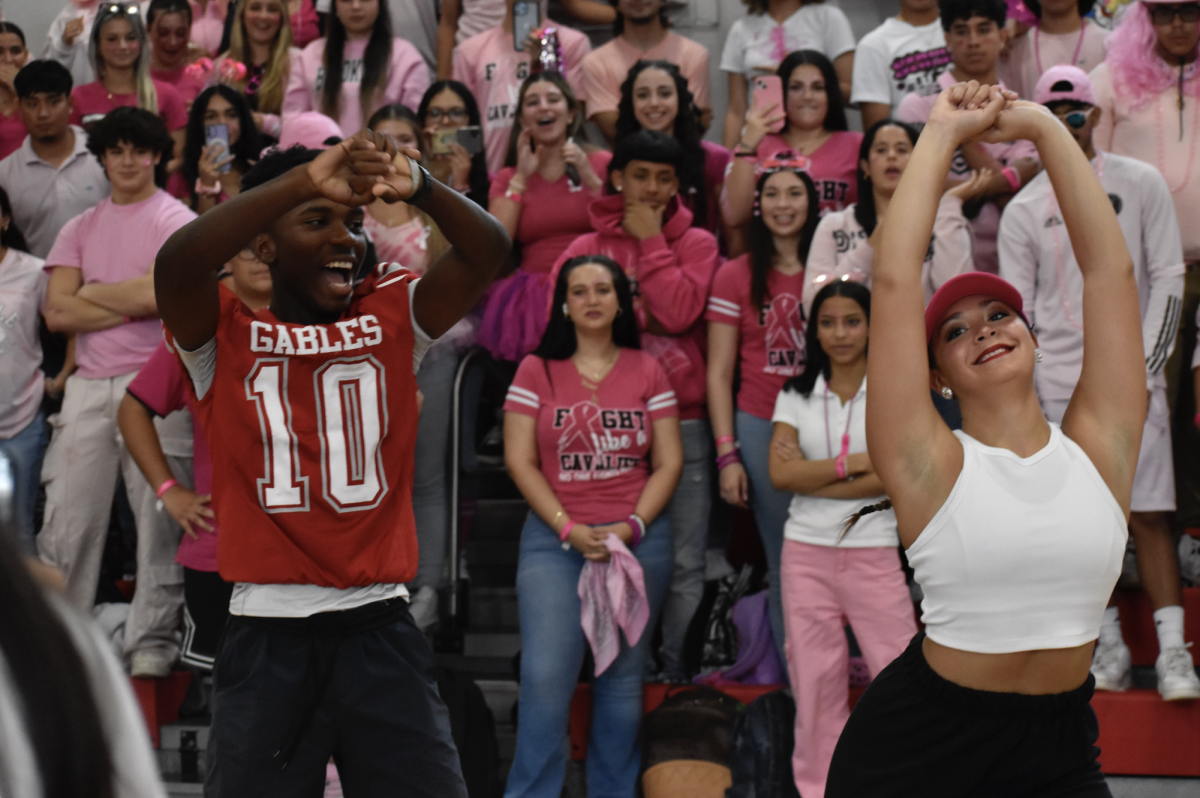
top-left (838, 498), bottom-right (893, 542)
top-left (0, 185), bottom-right (29, 253)
top-left (0, 468), bottom-right (114, 798)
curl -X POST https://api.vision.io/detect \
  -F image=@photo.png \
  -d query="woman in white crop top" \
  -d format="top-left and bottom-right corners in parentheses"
top-left (824, 83), bottom-right (1144, 798)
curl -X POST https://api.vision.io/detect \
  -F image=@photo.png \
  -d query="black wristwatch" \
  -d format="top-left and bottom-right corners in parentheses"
top-left (405, 159), bottom-right (434, 205)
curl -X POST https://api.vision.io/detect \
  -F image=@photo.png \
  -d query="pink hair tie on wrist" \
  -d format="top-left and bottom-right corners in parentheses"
top-left (1001, 166), bottom-right (1021, 193)
top-left (715, 435), bottom-right (735, 448)
top-left (559, 520), bottom-right (577, 543)
top-left (155, 479), bottom-right (178, 499)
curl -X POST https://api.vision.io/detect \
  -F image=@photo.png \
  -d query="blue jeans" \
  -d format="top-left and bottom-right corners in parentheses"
top-left (506, 511), bottom-right (674, 798)
top-left (413, 339), bottom-right (460, 590)
top-left (657, 419), bottom-right (712, 679)
top-left (0, 411), bottom-right (47, 553)
top-left (737, 409), bottom-right (793, 670)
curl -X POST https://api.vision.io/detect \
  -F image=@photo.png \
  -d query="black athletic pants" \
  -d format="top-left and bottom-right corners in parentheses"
top-left (205, 597), bottom-right (467, 798)
top-left (181, 567), bottom-right (233, 671)
top-left (826, 632), bottom-right (1112, 798)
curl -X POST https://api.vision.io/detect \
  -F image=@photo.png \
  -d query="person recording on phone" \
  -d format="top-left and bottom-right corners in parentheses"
top-left (168, 85), bottom-right (261, 212)
top-left (452, 0), bottom-right (592, 174)
top-left (417, 80), bottom-right (490, 208)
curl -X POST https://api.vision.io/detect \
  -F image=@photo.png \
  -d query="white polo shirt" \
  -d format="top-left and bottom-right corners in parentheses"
top-left (0, 126), bottom-right (110, 259)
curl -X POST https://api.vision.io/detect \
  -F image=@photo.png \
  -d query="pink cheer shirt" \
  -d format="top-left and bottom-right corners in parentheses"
top-left (44, 190), bottom-right (197, 379)
top-left (283, 36), bottom-right (430, 137)
top-left (757, 130), bottom-right (862, 215)
top-left (706, 254), bottom-right (807, 420)
top-left (581, 31), bottom-right (711, 117)
top-left (70, 80), bottom-right (189, 131)
top-left (0, 110), bottom-right (27, 162)
top-left (452, 24), bottom-right (592, 174)
top-left (504, 349), bottom-right (678, 524)
top-left (127, 338), bottom-right (218, 572)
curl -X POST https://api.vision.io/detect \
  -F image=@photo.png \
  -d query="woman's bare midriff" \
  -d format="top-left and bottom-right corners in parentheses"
top-left (922, 636), bottom-right (1096, 695)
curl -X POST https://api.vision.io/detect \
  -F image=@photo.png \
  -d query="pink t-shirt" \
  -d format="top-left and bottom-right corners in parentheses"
top-left (0, 249), bottom-right (47, 438)
top-left (126, 338), bottom-right (218, 572)
top-left (1091, 61), bottom-right (1200, 262)
top-left (364, 213), bottom-right (432, 274)
top-left (70, 79), bottom-right (189, 131)
top-left (582, 31), bottom-right (711, 117)
top-left (44, 190), bottom-right (197, 379)
top-left (489, 149), bottom-right (612, 275)
top-left (706, 254), bottom-right (807, 419)
top-left (504, 350), bottom-right (678, 524)
top-left (757, 130), bottom-right (862, 215)
top-left (151, 65), bottom-right (208, 107)
top-left (283, 36), bottom-right (430, 137)
top-left (0, 110), bottom-right (27, 162)
top-left (999, 19), bottom-right (1108, 101)
top-left (452, 25), bottom-right (592, 174)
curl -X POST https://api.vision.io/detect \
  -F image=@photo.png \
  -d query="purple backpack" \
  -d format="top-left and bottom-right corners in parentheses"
top-left (696, 589), bottom-right (784, 686)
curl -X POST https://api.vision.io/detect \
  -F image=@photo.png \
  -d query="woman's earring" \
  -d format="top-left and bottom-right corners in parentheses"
top-left (562, 302), bottom-right (570, 318)
top-left (940, 386), bottom-right (954, 400)
top-left (1034, 348), bottom-right (1043, 363)
top-left (616, 307), bottom-right (623, 316)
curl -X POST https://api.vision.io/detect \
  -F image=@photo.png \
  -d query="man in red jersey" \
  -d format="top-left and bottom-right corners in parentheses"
top-left (153, 132), bottom-right (509, 797)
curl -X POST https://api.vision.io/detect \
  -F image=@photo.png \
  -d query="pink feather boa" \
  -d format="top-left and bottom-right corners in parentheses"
top-left (1105, 1), bottom-right (1200, 109)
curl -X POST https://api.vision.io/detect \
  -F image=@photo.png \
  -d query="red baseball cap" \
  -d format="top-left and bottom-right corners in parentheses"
top-left (925, 272), bottom-right (1027, 343)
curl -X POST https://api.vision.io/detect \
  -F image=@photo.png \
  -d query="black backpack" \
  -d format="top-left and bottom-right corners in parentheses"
top-left (640, 685), bottom-right (744, 785)
top-left (436, 668), bottom-right (502, 798)
top-left (726, 689), bottom-right (802, 798)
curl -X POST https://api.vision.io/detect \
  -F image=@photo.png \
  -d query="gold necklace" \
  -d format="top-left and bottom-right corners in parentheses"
top-left (574, 348), bottom-right (619, 395)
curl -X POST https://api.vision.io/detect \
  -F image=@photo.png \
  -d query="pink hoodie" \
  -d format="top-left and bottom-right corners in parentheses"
top-left (550, 194), bottom-right (720, 420)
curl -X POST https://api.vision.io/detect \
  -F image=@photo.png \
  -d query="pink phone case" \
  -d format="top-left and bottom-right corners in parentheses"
top-left (752, 75), bottom-right (785, 134)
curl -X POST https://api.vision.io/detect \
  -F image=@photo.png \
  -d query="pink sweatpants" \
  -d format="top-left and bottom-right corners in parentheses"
top-left (781, 540), bottom-right (917, 798)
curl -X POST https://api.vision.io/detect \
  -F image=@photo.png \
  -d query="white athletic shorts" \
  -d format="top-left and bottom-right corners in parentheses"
top-left (1041, 385), bottom-right (1175, 513)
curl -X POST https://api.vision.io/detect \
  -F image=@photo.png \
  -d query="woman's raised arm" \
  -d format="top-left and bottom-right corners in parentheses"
top-left (865, 83), bottom-right (1005, 541)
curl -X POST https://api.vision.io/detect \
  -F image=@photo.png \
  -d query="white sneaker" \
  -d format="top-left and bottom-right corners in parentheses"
top-left (1179, 535), bottom-right (1200, 587)
top-left (130, 649), bottom-right (173, 679)
top-left (408, 585), bottom-right (439, 632)
top-left (1091, 636), bottom-right (1132, 691)
top-left (1156, 643), bottom-right (1200, 701)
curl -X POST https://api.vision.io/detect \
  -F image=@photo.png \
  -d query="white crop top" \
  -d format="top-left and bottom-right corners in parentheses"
top-left (906, 424), bottom-right (1126, 654)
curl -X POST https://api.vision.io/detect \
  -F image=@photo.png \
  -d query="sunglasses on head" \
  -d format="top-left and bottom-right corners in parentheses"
top-left (1150, 3), bottom-right (1200, 25)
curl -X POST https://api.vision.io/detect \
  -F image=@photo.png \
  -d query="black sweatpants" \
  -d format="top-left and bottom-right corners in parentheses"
top-left (826, 632), bottom-right (1112, 798)
top-left (205, 597), bottom-right (467, 798)
top-left (181, 567), bottom-right (233, 671)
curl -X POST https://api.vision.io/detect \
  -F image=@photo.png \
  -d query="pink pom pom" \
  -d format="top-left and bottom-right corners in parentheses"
top-left (219, 60), bottom-right (248, 82)
top-left (184, 57), bottom-right (214, 80)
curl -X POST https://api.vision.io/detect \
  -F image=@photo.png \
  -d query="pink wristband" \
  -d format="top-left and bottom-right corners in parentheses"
top-left (835, 454), bottom-right (848, 480)
top-left (559, 520), bottom-right (577, 542)
top-left (1001, 166), bottom-right (1021, 193)
top-left (155, 478), bottom-right (178, 498)
top-left (715, 435), bottom-right (735, 448)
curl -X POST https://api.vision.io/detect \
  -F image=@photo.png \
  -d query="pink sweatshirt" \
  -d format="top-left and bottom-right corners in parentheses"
top-left (1091, 61), bottom-right (1200, 262)
top-left (283, 36), bottom-right (430, 137)
top-left (549, 195), bottom-right (721, 420)
top-left (897, 71), bottom-right (1038, 273)
top-left (803, 196), bottom-right (974, 314)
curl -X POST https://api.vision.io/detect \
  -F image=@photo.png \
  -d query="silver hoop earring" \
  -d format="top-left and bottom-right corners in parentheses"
top-left (940, 387), bottom-right (954, 400)
top-left (562, 302), bottom-right (570, 319)
top-left (1034, 348), bottom-right (1043, 363)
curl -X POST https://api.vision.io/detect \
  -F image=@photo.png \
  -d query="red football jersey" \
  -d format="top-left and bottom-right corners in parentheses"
top-left (171, 273), bottom-right (421, 588)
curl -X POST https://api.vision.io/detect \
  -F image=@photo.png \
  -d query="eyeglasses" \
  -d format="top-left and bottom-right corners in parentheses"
top-left (1150, 4), bottom-right (1200, 25)
top-left (426, 107), bottom-right (468, 122)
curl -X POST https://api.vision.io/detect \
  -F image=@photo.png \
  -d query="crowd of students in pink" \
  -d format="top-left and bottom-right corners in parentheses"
top-left (4, 0), bottom-right (1200, 795)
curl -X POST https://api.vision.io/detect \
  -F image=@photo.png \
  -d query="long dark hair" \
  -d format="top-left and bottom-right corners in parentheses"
top-left (614, 60), bottom-right (711, 230)
top-left (853, 119), bottom-right (919, 236)
top-left (0, 496), bottom-right (114, 798)
top-left (777, 50), bottom-right (848, 133)
top-left (146, 0), bottom-right (192, 29)
top-left (417, 80), bottom-right (490, 208)
top-left (0, 186), bottom-right (30, 253)
top-left (503, 70), bottom-right (586, 168)
top-left (321, 0), bottom-right (394, 126)
top-left (532, 255), bottom-right (641, 360)
top-left (0, 21), bottom-right (26, 47)
top-left (182, 85), bottom-right (260, 203)
top-left (783, 280), bottom-right (871, 398)
top-left (748, 167), bottom-right (820, 311)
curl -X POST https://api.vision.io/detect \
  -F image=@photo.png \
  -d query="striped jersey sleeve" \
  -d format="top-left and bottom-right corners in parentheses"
top-left (503, 355), bottom-right (545, 417)
top-left (645, 356), bottom-right (679, 421)
top-left (705, 256), bottom-right (749, 326)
